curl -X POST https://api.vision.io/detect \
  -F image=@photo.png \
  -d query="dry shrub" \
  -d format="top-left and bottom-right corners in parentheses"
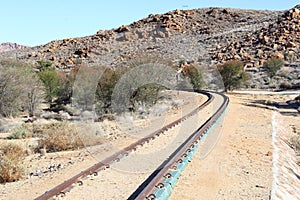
top-left (37, 122), bottom-right (84, 152)
top-left (0, 143), bottom-right (25, 183)
top-left (96, 113), bottom-right (116, 122)
top-left (290, 134), bottom-right (300, 152)
top-left (8, 124), bottom-right (33, 139)
top-left (279, 81), bottom-right (292, 89)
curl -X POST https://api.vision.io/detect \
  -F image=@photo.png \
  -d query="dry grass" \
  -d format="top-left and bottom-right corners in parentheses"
top-left (0, 143), bottom-right (25, 183)
top-left (8, 124), bottom-right (32, 139)
top-left (290, 133), bottom-right (300, 166)
top-left (37, 122), bottom-right (83, 152)
top-left (36, 122), bottom-right (104, 153)
top-left (290, 134), bottom-right (300, 152)
top-left (289, 124), bottom-right (300, 165)
top-left (96, 113), bottom-right (116, 122)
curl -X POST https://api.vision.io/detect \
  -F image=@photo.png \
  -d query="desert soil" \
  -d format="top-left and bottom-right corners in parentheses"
top-left (170, 92), bottom-right (299, 200)
top-left (0, 92), bottom-right (299, 200)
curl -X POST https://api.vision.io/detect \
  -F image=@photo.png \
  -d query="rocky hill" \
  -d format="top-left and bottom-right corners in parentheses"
top-left (0, 5), bottom-right (299, 89)
top-left (0, 42), bottom-right (28, 52)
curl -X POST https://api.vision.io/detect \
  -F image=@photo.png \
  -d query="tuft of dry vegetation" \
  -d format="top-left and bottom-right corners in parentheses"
top-left (35, 122), bottom-right (104, 153)
top-left (290, 130), bottom-right (300, 153)
top-left (36, 122), bottom-right (84, 152)
top-left (288, 124), bottom-right (300, 165)
top-left (0, 143), bottom-right (25, 183)
top-left (290, 135), bottom-right (300, 151)
top-left (8, 124), bottom-right (32, 139)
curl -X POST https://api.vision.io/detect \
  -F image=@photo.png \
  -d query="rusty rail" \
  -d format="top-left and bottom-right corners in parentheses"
top-left (34, 90), bottom-right (214, 200)
top-left (131, 91), bottom-right (229, 200)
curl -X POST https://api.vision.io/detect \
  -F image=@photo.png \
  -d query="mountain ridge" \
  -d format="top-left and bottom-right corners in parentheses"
top-left (0, 42), bottom-right (28, 52)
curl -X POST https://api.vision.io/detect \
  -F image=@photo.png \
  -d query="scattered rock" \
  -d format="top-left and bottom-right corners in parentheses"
top-left (266, 151), bottom-right (273, 156)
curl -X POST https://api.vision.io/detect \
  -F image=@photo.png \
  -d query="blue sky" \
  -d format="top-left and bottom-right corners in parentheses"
top-left (1, 0), bottom-right (298, 46)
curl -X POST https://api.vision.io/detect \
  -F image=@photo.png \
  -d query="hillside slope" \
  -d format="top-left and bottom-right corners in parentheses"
top-left (0, 6), bottom-right (299, 89)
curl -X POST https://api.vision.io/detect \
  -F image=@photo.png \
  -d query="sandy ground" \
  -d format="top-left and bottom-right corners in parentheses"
top-left (170, 92), bottom-right (299, 200)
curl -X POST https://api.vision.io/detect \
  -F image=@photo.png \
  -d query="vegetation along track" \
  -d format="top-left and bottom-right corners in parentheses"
top-left (34, 90), bottom-right (229, 200)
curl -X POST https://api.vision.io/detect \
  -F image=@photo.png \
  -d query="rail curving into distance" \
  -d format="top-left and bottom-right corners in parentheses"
top-left (131, 91), bottom-right (229, 199)
top-left (34, 90), bottom-right (228, 200)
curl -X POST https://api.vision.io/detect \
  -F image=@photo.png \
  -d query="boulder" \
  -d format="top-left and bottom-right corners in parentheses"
top-left (115, 25), bottom-right (130, 33)
top-left (287, 41), bottom-right (296, 48)
top-left (262, 36), bottom-right (269, 44)
top-left (272, 52), bottom-right (284, 60)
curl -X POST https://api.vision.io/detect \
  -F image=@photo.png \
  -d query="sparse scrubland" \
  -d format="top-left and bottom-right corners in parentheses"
top-left (0, 5), bottom-right (299, 197)
top-left (0, 51), bottom-right (297, 184)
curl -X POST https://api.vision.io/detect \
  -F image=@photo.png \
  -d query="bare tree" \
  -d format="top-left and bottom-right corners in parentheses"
top-left (23, 76), bottom-right (44, 117)
top-left (0, 60), bottom-right (44, 117)
top-left (0, 67), bottom-right (23, 117)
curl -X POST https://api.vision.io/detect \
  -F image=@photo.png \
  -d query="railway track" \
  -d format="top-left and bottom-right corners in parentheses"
top-left (132, 91), bottom-right (229, 199)
top-left (35, 90), bottom-right (228, 200)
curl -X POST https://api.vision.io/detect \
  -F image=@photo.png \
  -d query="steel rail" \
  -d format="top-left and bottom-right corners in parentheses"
top-left (34, 90), bottom-right (214, 200)
top-left (131, 91), bottom-right (229, 200)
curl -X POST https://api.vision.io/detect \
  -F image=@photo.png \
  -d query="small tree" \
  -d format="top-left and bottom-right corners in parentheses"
top-left (96, 67), bottom-right (124, 114)
top-left (263, 57), bottom-right (284, 79)
top-left (24, 78), bottom-right (44, 117)
top-left (0, 67), bottom-right (22, 117)
top-left (0, 60), bottom-right (43, 117)
top-left (37, 62), bottom-right (60, 102)
top-left (72, 65), bottom-right (103, 111)
top-left (130, 83), bottom-right (164, 110)
top-left (56, 71), bottom-right (74, 104)
top-left (21, 68), bottom-right (44, 117)
top-left (181, 64), bottom-right (204, 90)
top-left (217, 60), bottom-right (249, 92)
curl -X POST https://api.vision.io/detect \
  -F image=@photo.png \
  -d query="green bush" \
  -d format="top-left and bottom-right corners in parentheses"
top-left (36, 60), bottom-right (52, 71)
top-left (8, 124), bottom-right (32, 139)
top-left (130, 83), bottom-right (164, 109)
top-left (181, 65), bottom-right (204, 90)
top-left (263, 57), bottom-right (284, 78)
top-left (217, 60), bottom-right (249, 92)
top-left (96, 67), bottom-right (126, 114)
top-left (37, 67), bottom-right (60, 102)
